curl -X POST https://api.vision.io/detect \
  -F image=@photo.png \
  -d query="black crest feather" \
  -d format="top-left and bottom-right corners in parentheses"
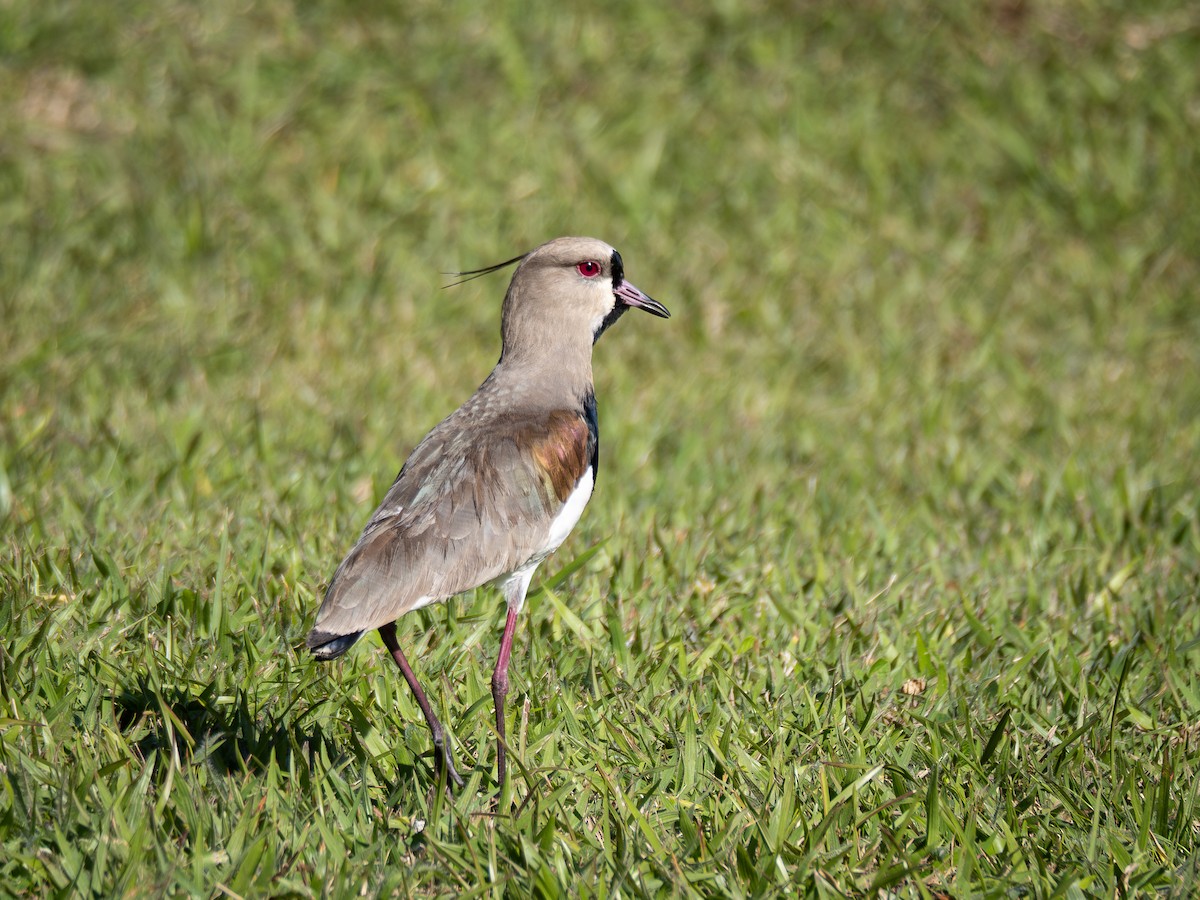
top-left (442, 251), bottom-right (529, 288)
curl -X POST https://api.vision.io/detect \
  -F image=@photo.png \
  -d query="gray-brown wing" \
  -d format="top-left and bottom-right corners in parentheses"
top-left (307, 409), bottom-right (591, 645)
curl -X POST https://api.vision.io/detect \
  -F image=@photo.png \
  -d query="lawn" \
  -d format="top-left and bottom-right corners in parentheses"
top-left (2, 1), bottom-right (1199, 896)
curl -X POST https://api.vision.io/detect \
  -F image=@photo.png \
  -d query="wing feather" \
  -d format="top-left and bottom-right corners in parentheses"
top-left (307, 407), bottom-right (594, 643)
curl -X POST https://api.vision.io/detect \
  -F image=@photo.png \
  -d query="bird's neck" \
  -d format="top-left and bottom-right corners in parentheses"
top-left (486, 346), bottom-right (595, 412)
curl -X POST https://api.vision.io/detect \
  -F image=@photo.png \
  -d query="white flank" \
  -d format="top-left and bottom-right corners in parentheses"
top-left (546, 466), bottom-right (593, 554)
top-left (492, 466), bottom-right (594, 613)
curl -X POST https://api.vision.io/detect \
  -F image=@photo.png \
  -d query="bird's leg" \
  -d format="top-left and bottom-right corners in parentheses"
top-left (379, 622), bottom-right (464, 789)
top-left (492, 570), bottom-right (534, 787)
top-left (491, 604), bottom-right (521, 786)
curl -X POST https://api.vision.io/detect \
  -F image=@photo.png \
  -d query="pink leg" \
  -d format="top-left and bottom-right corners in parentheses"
top-left (379, 622), bottom-right (464, 789)
top-left (491, 604), bottom-right (521, 786)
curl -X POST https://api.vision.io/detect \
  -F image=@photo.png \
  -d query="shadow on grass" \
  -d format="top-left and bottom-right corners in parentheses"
top-left (111, 672), bottom-right (437, 796)
top-left (113, 676), bottom-right (343, 778)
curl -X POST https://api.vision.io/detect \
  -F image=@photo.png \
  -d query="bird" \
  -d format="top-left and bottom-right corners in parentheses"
top-left (306, 236), bottom-right (669, 788)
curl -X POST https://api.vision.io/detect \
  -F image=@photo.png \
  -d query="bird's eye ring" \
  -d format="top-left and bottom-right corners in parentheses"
top-left (577, 260), bottom-right (601, 278)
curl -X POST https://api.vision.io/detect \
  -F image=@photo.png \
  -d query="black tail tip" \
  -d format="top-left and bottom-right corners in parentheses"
top-left (306, 629), bottom-right (364, 660)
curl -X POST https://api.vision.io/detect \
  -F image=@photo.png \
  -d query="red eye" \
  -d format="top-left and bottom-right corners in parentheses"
top-left (577, 260), bottom-right (601, 278)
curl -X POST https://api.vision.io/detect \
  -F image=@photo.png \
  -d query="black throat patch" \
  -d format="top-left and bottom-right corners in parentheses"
top-left (594, 248), bottom-right (628, 342)
top-left (593, 305), bottom-right (628, 343)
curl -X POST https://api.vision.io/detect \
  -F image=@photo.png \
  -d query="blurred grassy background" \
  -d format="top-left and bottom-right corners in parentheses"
top-left (2, 0), bottom-right (1199, 895)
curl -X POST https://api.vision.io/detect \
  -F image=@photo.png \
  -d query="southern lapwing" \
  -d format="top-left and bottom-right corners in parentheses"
top-left (306, 236), bottom-right (669, 788)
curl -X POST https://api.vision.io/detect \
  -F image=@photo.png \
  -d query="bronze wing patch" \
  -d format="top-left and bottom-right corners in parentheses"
top-left (528, 410), bottom-right (591, 503)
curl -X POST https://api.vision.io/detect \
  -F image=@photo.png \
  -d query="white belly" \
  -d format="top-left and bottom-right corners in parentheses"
top-left (545, 466), bottom-right (594, 554)
top-left (494, 466), bottom-right (594, 612)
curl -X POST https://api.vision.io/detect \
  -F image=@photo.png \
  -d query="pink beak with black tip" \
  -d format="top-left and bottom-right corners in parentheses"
top-left (615, 279), bottom-right (670, 319)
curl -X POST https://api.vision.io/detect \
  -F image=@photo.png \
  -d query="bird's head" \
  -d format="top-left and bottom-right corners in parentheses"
top-left (465, 237), bottom-right (669, 364)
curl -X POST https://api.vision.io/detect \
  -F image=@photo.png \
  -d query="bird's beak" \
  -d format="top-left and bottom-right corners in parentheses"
top-left (614, 280), bottom-right (670, 319)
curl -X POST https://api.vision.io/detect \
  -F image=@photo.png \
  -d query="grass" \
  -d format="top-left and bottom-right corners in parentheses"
top-left (2, 0), bottom-right (1199, 895)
